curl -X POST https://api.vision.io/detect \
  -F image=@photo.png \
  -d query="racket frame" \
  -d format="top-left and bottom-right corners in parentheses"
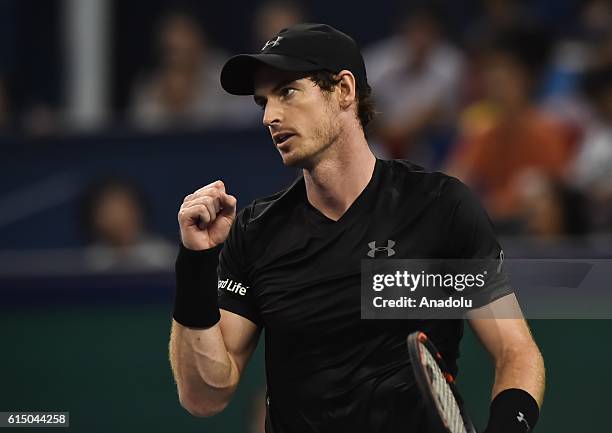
top-left (407, 331), bottom-right (477, 433)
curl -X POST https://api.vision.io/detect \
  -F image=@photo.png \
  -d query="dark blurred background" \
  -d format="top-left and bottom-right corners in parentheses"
top-left (1, 0), bottom-right (611, 432)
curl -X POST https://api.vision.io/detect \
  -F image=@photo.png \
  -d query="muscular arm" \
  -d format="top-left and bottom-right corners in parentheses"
top-left (170, 180), bottom-right (261, 416)
top-left (169, 310), bottom-right (260, 417)
top-left (467, 294), bottom-right (545, 407)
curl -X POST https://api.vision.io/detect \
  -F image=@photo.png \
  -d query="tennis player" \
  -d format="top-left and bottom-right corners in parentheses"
top-left (169, 24), bottom-right (545, 433)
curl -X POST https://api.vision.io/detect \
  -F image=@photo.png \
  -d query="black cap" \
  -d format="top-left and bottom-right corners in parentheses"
top-left (220, 23), bottom-right (368, 95)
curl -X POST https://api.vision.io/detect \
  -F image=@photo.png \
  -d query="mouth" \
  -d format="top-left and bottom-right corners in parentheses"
top-left (273, 132), bottom-right (296, 146)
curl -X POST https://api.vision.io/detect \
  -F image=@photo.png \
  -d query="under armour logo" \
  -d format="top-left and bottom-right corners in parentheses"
top-left (262, 36), bottom-right (283, 51)
top-left (516, 411), bottom-right (530, 432)
top-left (367, 240), bottom-right (396, 258)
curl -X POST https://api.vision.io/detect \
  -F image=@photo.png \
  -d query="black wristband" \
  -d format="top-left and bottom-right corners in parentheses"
top-left (484, 388), bottom-right (540, 433)
top-left (173, 243), bottom-right (223, 328)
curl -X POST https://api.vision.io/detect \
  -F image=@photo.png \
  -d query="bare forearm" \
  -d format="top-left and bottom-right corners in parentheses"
top-left (492, 346), bottom-right (545, 407)
top-left (169, 320), bottom-right (239, 416)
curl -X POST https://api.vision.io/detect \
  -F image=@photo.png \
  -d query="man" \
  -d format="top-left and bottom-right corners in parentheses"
top-left (169, 24), bottom-right (545, 433)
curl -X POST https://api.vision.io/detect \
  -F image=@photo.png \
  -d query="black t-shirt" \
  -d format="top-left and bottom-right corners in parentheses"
top-left (217, 159), bottom-right (511, 433)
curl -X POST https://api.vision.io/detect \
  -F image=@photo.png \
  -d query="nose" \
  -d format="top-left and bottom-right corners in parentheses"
top-left (262, 100), bottom-right (281, 128)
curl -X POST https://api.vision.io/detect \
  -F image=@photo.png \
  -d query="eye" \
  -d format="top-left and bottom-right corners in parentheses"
top-left (280, 87), bottom-right (296, 98)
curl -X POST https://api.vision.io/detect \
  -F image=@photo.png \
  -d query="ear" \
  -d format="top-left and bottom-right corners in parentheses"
top-left (335, 70), bottom-right (357, 110)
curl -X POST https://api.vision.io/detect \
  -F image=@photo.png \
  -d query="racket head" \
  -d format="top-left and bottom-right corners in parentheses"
top-left (407, 331), bottom-right (477, 433)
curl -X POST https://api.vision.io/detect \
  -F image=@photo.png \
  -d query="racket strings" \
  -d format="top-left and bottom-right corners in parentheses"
top-left (422, 346), bottom-right (467, 433)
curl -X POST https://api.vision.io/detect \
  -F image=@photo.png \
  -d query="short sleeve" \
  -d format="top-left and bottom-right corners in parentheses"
top-left (217, 208), bottom-right (262, 326)
top-left (443, 178), bottom-right (513, 303)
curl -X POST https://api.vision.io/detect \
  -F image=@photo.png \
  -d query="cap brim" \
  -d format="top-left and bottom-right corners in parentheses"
top-left (220, 54), bottom-right (321, 95)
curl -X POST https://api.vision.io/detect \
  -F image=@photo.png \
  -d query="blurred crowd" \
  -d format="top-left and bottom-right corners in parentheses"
top-left (3, 0), bottom-right (612, 260)
top-left (363, 0), bottom-right (612, 239)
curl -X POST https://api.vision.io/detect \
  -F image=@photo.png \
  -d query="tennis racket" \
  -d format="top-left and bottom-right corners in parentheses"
top-left (407, 331), bottom-right (477, 433)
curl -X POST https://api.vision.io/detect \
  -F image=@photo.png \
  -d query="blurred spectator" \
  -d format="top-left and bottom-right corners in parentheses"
top-left (581, 0), bottom-right (612, 51)
top-left (572, 66), bottom-right (612, 231)
top-left (364, 6), bottom-right (463, 165)
top-left (538, 39), bottom-right (591, 138)
top-left (129, 10), bottom-right (256, 131)
top-left (447, 28), bottom-right (575, 226)
top-left (79, 178), bottom-right (174, 272)
top-left (252, 1), bottom-right (305, 50)
top-left (581, 1), bottom-right (612, 72)
top-left (21, 104), bottom-right (61, 137)
top-left (538, 0), bottom-right (612, 140)
top-left (465, 0), bottom-right (528, 45)
top-left (460, 1), bottom-right (528, 113)
top-left (515, 169), bottom-right (588, 239)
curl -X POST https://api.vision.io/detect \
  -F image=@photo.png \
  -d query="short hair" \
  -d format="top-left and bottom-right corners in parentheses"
top-left (306, 70), bottom-right (376, 135)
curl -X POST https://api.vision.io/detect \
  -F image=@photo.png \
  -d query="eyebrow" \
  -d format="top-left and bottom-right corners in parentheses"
top-left (253, 78), bottom-right (301, 105)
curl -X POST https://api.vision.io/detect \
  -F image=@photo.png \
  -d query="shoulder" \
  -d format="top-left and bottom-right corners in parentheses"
top-left (234, 177), bottom-right (304, 230)
top-left (382, 159), bottom-right (468, 203)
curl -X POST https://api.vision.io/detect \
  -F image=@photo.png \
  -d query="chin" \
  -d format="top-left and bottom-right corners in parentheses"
top-left (277, 146), bottom-right (304, 166)
top-left (280, 153), bottom-right (304, 168)
top-left (278, 141), bottom-right (325, 168)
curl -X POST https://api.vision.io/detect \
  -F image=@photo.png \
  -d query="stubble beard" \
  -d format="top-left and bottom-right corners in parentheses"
top-left (282, 106), bottom-right (340, 169)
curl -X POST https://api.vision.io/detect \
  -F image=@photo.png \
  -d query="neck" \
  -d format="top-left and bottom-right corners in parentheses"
top-left (303, 129), bottom-right (376, 221)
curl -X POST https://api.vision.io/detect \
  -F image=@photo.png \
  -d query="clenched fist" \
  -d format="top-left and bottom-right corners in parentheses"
top-left (178, 180), bottom-right (237, 251)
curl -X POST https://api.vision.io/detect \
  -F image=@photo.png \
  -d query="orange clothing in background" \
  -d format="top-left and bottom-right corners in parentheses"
top-left (450, 107), bottom-right (574, 218)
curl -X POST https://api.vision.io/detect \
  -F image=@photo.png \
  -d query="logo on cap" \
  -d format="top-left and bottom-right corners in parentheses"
top-left (262, 36), bottom-right (284, 51)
